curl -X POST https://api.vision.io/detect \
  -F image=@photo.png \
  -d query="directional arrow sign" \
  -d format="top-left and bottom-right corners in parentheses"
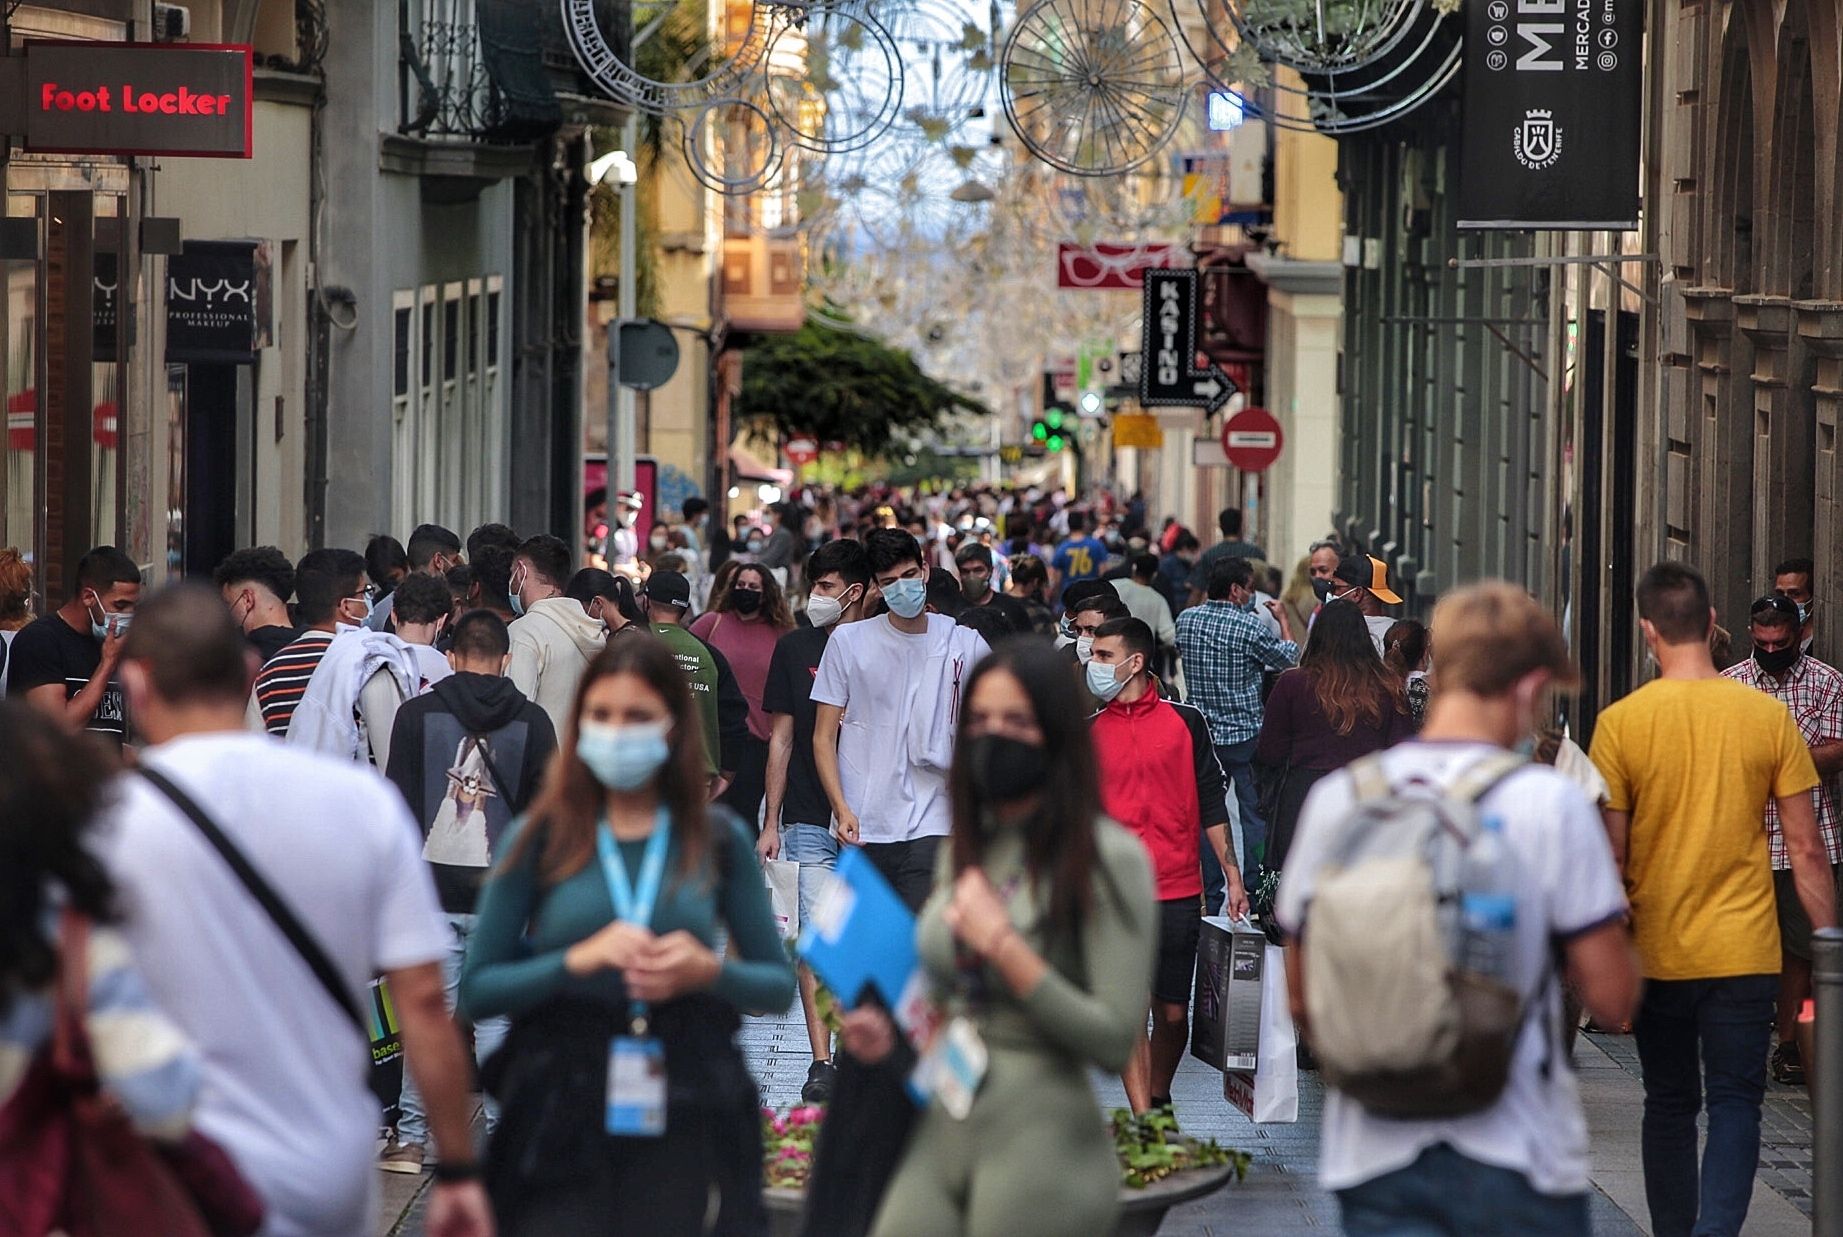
top-left (1139, 268), bottom-right (1236, 414)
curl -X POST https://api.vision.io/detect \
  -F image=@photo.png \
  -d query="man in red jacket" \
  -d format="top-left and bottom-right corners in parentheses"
top-left (1090, 616), bottom-right (1248, 1115)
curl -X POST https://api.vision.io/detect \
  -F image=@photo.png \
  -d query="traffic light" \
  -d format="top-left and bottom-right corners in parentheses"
top-left (1031, 407), bottom-right (1069, 452)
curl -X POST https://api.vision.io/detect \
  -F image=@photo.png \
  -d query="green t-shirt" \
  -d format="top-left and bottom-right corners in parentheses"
top-left (651, 622), bottom-right (720, 775)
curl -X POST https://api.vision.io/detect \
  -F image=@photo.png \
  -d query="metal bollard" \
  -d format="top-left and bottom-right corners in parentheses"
top-left (1815, 927), bottom-right (1843, 1237)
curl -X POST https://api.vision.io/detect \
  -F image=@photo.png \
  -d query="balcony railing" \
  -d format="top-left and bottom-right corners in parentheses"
top-left (399, 0), bottom-right (562, 144)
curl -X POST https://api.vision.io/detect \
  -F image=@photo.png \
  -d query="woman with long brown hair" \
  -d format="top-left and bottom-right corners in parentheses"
top-left (691, 562), bottom-right (795, 826)
top-left (459, 634), bottom-right (795, 1236)
top-left (832, 640), bottom-right (1155, 1237)
top-left (1255, 600), bottom-right (1414, 872)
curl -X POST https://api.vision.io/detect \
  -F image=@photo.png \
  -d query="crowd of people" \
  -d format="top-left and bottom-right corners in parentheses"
top-left (0, 481), bottom-right (1834, 1237)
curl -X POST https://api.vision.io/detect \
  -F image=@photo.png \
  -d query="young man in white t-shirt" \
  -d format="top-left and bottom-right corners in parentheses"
top-left (1276, 582), bottom-right (1641, 1234)
top-left (813, 528), bottom-right (990, 910)
top-left (100, 584), bottom-right (490, 1237)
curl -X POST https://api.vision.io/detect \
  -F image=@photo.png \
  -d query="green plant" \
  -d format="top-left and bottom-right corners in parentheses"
top-left (1110, 1107), bottom-right (1251, 1190)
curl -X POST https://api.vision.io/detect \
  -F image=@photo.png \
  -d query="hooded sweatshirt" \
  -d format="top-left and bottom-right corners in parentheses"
top-left (384, 672), bottom-right (558, 914)
top-left (506, 597), bottom-right (607, 736)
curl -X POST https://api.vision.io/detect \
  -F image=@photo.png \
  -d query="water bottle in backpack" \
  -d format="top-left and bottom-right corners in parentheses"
top-left (1457, 816), bottom-right (1518, 985)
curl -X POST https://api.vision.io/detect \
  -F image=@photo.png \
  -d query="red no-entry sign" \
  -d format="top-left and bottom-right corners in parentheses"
top-left (784, 437), bottom-right (818, 466)
top-left (1221, 406), bottom-right (1284, 472)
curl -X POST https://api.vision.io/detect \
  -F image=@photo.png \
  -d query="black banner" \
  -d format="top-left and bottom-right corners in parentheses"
top-left (22, 42), bottom-right (252, 159)
top-left (167, 241), bottom-right (258, 364)
top-left (1139, 269), bottom-right (1233, 413)
top-left (1456, 0), bottom-right (1643, 229)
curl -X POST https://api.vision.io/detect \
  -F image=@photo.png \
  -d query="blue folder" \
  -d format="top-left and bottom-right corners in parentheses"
top-left (796, 846), bottom-right (919, 1009)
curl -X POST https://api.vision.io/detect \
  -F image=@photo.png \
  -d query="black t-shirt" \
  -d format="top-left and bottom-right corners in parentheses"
top-left (761, 624), bottom-right (832, 829)
top-left (8, 613), bottom-right (125, 745)
top-left (972, 591), bottom-right (1032, 637)
top-left (246, 624), bottom-right (301, 665)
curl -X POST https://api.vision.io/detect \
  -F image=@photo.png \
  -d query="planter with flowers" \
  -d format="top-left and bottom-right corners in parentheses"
top-left (761, 1103), bottom-right (1248, 1237)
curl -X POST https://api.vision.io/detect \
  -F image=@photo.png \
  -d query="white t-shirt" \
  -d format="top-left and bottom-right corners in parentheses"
top-left (97, 733), bottom-right (447, 1237)
top-left (811, 613), bottom-right (989, 843)
top-left (1275, 741), bottom-right (1627, 1197)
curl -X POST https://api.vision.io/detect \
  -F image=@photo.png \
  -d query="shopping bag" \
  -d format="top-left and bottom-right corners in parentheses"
top-left (1223, 943), bottom-right (1299, 1123)
top-left (763, 857), bottom-right (801, 942)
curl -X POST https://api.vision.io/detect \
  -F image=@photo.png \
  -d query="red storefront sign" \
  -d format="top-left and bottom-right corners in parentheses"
top-left (1055, 243), bottom-right (1185, 291)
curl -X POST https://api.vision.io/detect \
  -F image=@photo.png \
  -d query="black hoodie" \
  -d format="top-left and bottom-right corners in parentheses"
top-left (385, 671), bottom-right (558, 913)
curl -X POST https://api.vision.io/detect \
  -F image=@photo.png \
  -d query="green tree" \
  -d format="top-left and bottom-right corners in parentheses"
top-left (737, 322), bottom-right (989, 456)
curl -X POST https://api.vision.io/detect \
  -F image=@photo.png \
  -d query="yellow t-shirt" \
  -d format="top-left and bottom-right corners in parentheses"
top-left (1590, 677), bottom-right (1818, 980)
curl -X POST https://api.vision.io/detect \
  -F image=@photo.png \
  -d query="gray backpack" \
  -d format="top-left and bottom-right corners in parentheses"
top-left (1301, 752), bottom-right (1536, 1119)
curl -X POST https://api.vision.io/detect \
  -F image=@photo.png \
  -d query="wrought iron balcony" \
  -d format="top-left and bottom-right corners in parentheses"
top-left (399, 0), bottom-right (563, 144)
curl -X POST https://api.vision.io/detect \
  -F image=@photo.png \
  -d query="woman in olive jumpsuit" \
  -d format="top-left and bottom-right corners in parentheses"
top-left (841, 641), bottom-right (1157, 1237)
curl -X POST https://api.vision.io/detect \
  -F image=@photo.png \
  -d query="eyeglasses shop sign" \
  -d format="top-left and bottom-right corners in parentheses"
top-left (22, 42), bottom-right (252, 158)
top-left (1456, 0), bottom-right (1642, 229)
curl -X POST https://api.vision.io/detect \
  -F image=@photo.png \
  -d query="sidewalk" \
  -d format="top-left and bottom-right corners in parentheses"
top-left (377, 1009), bottom-right (1819, 1236)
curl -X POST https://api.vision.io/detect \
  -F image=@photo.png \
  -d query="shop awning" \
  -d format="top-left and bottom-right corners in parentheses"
top-left (729, 443), bottom-right (793, 487)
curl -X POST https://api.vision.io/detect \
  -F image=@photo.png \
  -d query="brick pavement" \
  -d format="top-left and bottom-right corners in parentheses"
top-left (378, 1010), bottom-right (1816, 1236)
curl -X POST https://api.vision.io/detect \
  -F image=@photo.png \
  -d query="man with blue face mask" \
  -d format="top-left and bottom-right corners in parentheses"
top-left (11, 543), bottom-right (140, 747)
top-left (1090, 616), bottom-right (1243, 1118)
top-left (812, 528), bottom-right (991, 910)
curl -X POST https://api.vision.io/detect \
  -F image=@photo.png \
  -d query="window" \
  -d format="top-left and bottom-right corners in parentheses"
top-left (486, 286), bottom-right (501, 365)
top-left (467, 290), bottom-right (481, 375)
top-left (392, 305), bottom-right (412, 399)
top-left (420, 300), bottom-right (434, 388)
top-left (442, 297), bottom-right (460, 383)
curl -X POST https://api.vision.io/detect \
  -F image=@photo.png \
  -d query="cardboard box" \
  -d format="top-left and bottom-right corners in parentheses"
top-left (1190, 916), bottom-right (1266, 1072)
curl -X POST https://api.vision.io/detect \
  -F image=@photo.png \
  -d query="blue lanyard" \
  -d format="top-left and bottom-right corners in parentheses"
top-left (595, 809), bottom-right (672, 929)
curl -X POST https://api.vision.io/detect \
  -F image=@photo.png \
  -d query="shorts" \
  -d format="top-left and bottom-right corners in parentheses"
top-left (1774, 864), bottom-right (1843, 960)
top-left (780, 822), bottom-right (840, 927)
top-left (1153, 897), bottom-right (1202, 1005)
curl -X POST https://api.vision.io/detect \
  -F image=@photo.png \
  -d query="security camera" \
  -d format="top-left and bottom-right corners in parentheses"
top-left (588, 151), bottom-right (638, 187)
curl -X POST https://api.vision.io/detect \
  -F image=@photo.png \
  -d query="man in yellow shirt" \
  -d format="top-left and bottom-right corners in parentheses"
top-left (1590, 562), bottom-right (1836, 1237)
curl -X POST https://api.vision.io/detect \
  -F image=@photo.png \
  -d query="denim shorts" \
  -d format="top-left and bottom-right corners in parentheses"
top-left (779, 822), bottom-right (840, 927)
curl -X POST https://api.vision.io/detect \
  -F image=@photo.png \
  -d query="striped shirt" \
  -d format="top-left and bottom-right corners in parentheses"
top-left (1722, 653), bottom-right (1843, 869)
top-left (254, 629), bottom-right (334, 737)
top-left (1, 918), bottom-right (200, 1140)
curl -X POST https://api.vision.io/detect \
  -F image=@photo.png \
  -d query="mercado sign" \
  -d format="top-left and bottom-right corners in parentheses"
top-left (1456, 0), bottom-right (1642, 228)
top-left (16, 42), bottom-right (253, 158)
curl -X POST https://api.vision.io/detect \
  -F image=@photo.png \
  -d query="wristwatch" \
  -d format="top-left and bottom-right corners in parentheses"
top-left (432, 1160), bottom-right (482, 1184)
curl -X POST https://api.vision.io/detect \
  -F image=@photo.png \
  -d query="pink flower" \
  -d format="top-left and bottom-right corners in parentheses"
top-left (789, 1105), bottom-right (824, 1125)
top-left (771, 1115), bottom-right (789, 1135)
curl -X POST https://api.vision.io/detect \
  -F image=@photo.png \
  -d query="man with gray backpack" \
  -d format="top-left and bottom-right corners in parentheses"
top-left (1276, 582), bottom-right (1641, 1234)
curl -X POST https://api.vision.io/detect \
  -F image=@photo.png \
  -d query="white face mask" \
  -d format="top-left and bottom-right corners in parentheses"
top-left (1075, 634), bottom-right (1095, 664)
top-left (807, 585), bottom-right (860, 629)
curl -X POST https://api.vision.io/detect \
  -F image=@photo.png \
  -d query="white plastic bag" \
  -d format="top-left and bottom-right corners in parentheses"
top-left (1223, 943), bottom-right (1299, 1123)
top-left (763, 857), bottom-right (800, 941)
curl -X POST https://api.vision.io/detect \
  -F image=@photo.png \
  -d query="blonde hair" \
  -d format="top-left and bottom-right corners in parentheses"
top-left (1429, 581), bottom-right (1578, 697)
top-left (0, 548), bottom-right (30, 630)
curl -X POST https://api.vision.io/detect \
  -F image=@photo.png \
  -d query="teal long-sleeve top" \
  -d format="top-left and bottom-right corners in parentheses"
top-left (457, 812), bottom-right (796, 1023)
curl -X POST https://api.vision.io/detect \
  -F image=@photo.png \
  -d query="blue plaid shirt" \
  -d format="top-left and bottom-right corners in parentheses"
top-left (1174, 601), bottom-right (1298, 745)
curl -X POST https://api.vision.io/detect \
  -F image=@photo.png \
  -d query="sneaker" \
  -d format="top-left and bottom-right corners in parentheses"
top-left (801, 1060), bottom-right (839, 1104)
top-left (1771, 1040), bottom-right (1806, 1087)
top-left (378, 1135), bottom-right (425, 1175)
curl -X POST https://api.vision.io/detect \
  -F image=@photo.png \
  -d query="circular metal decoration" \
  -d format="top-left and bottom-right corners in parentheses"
top-left (1000, 0), bottom-right (1189, 177)
top-left (682, 97), bottom-right (785, 195)
top-left (765, 5), bottom-right (905, 154)
top-left (561, 0), bottom-right (783, 115)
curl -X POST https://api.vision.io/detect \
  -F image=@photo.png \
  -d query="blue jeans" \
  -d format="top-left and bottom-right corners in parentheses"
top-left (779, 822), bottom-right (840, 926)
top-left (398, 912), bottom-right (508, 1148)
top-left (1338, 1143), bottom-right (1589, 1236)
top-left (1212, 738), bottom-right (1264, 903)
top-left (1634, 974), bottom-right (1777, 1237)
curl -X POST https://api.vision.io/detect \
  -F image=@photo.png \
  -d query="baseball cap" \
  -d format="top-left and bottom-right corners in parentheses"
top-left (1333, 553), bottom-right (1403, 605)
top-left (643, 570), bottom-right (691, 610)
top-left (615, 490), bottom-right (644, 511)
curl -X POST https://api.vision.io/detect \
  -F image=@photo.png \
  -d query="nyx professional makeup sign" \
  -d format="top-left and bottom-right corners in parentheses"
top-left (16, 42), bottom-right (252, 158)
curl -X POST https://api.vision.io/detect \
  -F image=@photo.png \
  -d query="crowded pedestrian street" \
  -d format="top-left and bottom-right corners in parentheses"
top-left (4, 1), bottom-right (1843, 1236)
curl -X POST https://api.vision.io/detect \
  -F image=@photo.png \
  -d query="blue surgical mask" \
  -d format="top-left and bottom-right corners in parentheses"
top-left (86, 593), bottom-right (131, 642)
top-left (577, 720), bottom-right (671, 791)
top-left (881, 576), bottom-right (927, 619)
top-left (1086, 658), bottom-right (1127, 701)
top-left (1075, 634), bottom-right (1095, 664)
top-left (508, 591), bottom-right (525, 618)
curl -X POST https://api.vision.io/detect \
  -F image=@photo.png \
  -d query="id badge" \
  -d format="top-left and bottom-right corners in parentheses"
top-left (605, 1036), bottom-right (667, 1137)
top-left (914, 1016), bottom-right (988, 1121)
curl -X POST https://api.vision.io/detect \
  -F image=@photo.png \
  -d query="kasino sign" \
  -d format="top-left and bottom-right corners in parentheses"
top-left (1456, 0), bottom-right (1641, 229)
top-left (14, 43), bottom-right (253, 159)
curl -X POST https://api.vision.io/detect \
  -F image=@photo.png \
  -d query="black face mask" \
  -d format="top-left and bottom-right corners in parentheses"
top-left (1754, 644), bottom-right (1798, 677)
top-left (965, 735), bottom-right (1049, 804)
top-left (1311, 578), bottom-right (1336, 603)
top-left (730, 590), bottom-right (763, 616)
